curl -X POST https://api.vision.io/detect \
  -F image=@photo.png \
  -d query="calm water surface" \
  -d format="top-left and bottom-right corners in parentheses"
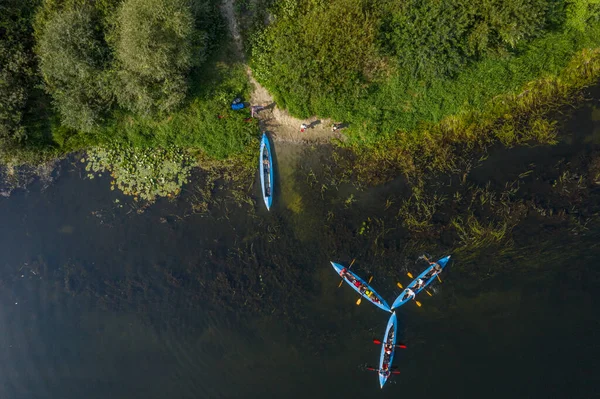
top-left (0, 102), bottom-right (599, 398)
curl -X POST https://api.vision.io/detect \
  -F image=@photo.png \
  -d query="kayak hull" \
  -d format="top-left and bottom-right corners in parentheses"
top-left (379, 312), bottom-right (398, 388)
top-left (330, 262), bottom-right (391, 313)
top-left (391, 255), bottom-right (451, 310)
top-left (259, 133), bottom-right (274, 210)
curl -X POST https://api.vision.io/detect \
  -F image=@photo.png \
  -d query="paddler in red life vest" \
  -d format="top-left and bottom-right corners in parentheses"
top-left (384, 343), bottom-right (393, 355)
top-left (339, 267), bottom-right (348, 278)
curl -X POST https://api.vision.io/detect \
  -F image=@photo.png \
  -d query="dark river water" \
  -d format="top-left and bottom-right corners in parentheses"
top-left (1, 99), bottom-right (599, 399)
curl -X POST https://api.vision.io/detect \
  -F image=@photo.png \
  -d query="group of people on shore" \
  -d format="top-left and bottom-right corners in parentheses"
top-left (300, 122), bottom-right (344, 133)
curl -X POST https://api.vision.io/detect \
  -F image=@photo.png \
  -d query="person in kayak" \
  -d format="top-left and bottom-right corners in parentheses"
top-left (403, 288), bottom-right (416, 301)
top-left (339, 267), bottom-right (348, 278)
top-left (379, 364), bottom-right (391, 378)
top-left (384, 343), bottom-right (393, 355)
top-left (262, 157), bottom-right (270, 171)
top-left (413, 278), bottom-right (425, 290)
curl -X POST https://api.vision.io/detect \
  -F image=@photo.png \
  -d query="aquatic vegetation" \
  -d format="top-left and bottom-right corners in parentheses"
top-left (397, 186), bottom-right (446, 234)
top-left (451, 214), bottom-right (510, 250)
top-left (85, 144), bottom-right (194, 202)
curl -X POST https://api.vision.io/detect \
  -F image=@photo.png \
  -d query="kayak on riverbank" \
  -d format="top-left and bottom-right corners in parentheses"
top-left (259, 133), bottom-right (274, 210)
top-left (330, 261), bottom-right (391, 312)
top-left (391, 255), bottom-right (451, 309)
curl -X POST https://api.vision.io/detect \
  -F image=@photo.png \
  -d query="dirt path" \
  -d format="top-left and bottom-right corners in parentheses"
top-left (220, 0), bottom-right (342, 143)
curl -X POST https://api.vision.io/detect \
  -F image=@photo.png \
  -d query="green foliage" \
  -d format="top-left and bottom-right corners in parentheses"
top-left (85, 143), bottom-right (194, 201)
top-left (99, 61), bottom-right (257, 159)
top-left (37, 6), bottom-right (113, 132)
top-left (113, 0), bottom-right (209, 116)
top-left (566, 0), bottom-right (600, 30)
top-left (382, 0), bottom-right (471, 78)
top-left (252, 0), bottom-right (384, 117)
top-left (0, 0), bottom-right (50, 158)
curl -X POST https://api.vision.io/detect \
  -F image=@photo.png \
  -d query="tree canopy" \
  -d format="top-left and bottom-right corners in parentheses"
top-left (114, 0), bottom-right (209, 116)
top-left (37, 6), bottom-right (112, 132)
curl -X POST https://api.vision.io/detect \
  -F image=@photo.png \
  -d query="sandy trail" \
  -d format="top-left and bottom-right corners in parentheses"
top-left (220, 0), bottom-right (342, 143)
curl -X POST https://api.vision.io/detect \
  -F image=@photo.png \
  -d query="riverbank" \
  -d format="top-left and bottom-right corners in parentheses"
top-left (3, 0), bottom-right (600, 205)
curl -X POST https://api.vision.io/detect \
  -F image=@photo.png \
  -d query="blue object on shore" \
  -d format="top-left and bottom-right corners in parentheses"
top-left (231, 103), bottom-right (244, 110)
top-left (330, 261), bottom-right (391, 313)
top-left (259, 133), bottom-right (274, 210)
top-left (379, 312), bottom-right (398, 388)
top-left (391, 255), bottom-right (451, 310)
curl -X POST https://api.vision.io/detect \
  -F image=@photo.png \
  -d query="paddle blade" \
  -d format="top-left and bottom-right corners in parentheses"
top-left (397, 282), bottom-right (403, 289)
top-left (368, 275), bottom-right (374, 283)
top-left (426, 290), bottom-right (433, 297)
top-left (407, 272), bottom-right (414, 278)
top-left (416, 301), bottom-right (422, 307)
top-left (349, 259), bottom-right (356, 267)
top-left (373, 339), bottom-right (382, 345)
top-left (366, 367), bottom-right (377, 372)
top-left (437, 274), bottom-right (442, 283)
top-left (356, 297), bottom-right (362, 305)
top-left (392, 371), bottom-right (401, 375)
top-left (338, 279), bottom-right (344, 288)
top-left (397, 344), bottom-right (407, 349)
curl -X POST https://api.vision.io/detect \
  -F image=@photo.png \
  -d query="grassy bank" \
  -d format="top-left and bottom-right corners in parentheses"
top-left (347, 47), bottom-right (600, 185)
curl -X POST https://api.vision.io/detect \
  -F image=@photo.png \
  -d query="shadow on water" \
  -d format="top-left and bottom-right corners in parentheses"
top-left (0, 91), bottom-right (599, 398)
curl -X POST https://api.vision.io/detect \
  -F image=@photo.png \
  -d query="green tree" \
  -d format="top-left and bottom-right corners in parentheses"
top-left (37, 6), bottom-right (113, 133)
top-left (0, 0), bottom-right (42, 152)
top-left (113, 0), bottom-right (208, 116)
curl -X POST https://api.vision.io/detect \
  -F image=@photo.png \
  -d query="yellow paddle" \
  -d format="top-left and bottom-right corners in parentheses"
top-left (338, 259), bottom-right (356, 287)
top-left (437, 274), bottom-right (442, 283)
top-left (356, 275), bottom-right (374, 305)
top-left (397, 282), bottom-right (403, 289)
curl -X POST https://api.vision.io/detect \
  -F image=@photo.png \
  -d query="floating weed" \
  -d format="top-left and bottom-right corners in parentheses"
top-left (85, 144), bottom-right (193, 202)
top-left (344, 194), bottom-right (356, 208)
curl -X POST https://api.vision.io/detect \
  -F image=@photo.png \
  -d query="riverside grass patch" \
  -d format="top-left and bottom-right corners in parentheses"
top-left (343, 46), bottom-right (600, 185)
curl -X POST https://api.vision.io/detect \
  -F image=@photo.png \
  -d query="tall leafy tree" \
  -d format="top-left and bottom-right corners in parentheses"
top-left (37, 6), bottom-right (113, 132)
top-left (0, 0), bottom-right (41, 149)
top-left (113, 0), bottom-right (208, 116)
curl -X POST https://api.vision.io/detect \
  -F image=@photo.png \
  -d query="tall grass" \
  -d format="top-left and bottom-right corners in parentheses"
top-left (343, 24), bottom-right (600, 144)
top-left (349, 46), bottom-right (600, 184)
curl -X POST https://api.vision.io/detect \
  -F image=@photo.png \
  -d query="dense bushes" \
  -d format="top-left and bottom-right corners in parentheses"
top-left (252, 0), bottom-right (383, 117)
top-left (251, 0), bottom-right (600, 141)
top-left (381, 0), bottom-right (553, 79)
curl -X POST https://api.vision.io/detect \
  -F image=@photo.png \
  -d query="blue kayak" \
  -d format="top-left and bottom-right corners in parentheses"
top-left (391, 255), bottom-right (451, 310)
top-left (378, 312), bottom-right (398, 388)
top-left (259, 133), bottom-right (274, 210)
top-left (330, 262), bottom-right (391, 313)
